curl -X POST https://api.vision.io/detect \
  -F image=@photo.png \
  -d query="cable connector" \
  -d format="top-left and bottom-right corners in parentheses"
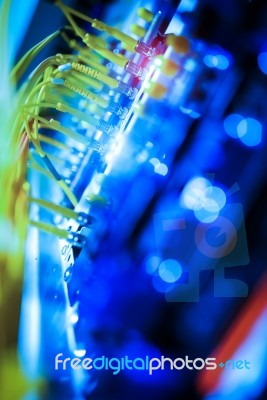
top-left (58, 63), bottom-right (72, 72)
top-left (67, 232), bottom-right (86, 247)
top-left (51, 77), bottom-right (64, 85)
top-left (77, 212), bottom-right (95, 227)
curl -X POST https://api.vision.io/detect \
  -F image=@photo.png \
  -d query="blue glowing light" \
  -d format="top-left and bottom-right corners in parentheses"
top-left (224, 114), bottom-right (244, 138)
top-left (145, 255), bottom-right (161, 274)
top-left (238, 118), bottom-right (262, 147)
top-left (158, 259), bottom-right (183, 283)
top-left (237, 119), bottom-right (248, 138)
top-left (74, 349), bottom-right (86, 357)
top-left (204, 55), bottom-right (219, 68)
top-left (204, 54), bottom-right (230, 70)
top-left (181, 177), bottom-right (212, 210)
top-left (189, 110), bottom-right (201, 119)
top-left (180, 106), bottom-right (201, 119)
top-left (70, 312), bottom-right (79, 324)
top-left (194, 204), bottom-right (219, 223)
top-left (154, 163), bottom-right (169, 176)
top-left (258, 52), bottom-right (267, 75)
top-left (205, 186), bottom-right (226, 210)
top-left (149, 158), bottom-right (169, 176)
top-left (224, 114), bottom-right (262, 147)
top-left (179, 0), bottom-right (197, 12)
top-left (216, 55), bottom-right (230, 70)
top-left (149, 158), bottom-right (160, 168)
top-left (181, 177), bottom-right (227, 223)
top-left (184, 59), bottom-right (196, 72)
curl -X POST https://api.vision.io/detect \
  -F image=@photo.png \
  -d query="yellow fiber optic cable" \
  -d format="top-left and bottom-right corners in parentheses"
top-left (77, 55), bottom-right (108, 74)
top-left (29, 220), bottom-right (70, 239)
top-left (137, 7), bottom-right (155, 22)
top-left (61, 33), bottom-right (105, 64)
top-left (16, 57), bottom-right (59, 108)
top-left (63, 79), bottom-right (108, 107)
top-left (39, 118), bottom-right (89, 146)
top-left (56, 1), bottom-right (137, 50)
top-left (71, 62), bottom-right (118, 88)
top-left (57, 4), bottom-right (84, 39)
top-left (34, 151), bottom-right (72, 168)
top-left (24, 78), bottom-right (53, 107)
top-left (38, 133), bottom-right (70, 152)
top-left (23, 110), bottom-right (90, 145)
top-left (58, 180), bottom-right (78, 206)
top-left (59, 15), bottom-right (129, 67)
top-left (28, 154), bottom-right (78, 207)
top-left (82, 34), bottom-right (128, 68)
top-left (11, 30), bottom-right (61, 82)
top-left (68, 71), bottom-right (103, 91)
top-left (55, 102), bottom-right (100, 128)
top-left (33, 78), bottom-right (51, 147)
top-left (23, 117), bottom-right (45, 156)
top-left (25, 107), bottom-right (94, 145)
top-left (28, 158), bottom-right (57, 181)
top-left (24, 118), bottom-right (78, 207)
top-left (43, 84), bottom-right (77, 103)
top-left (28, 197), bottom-right (78, 220)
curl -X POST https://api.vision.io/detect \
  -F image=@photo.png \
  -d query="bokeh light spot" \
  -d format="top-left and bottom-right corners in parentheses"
top-left (224, 114), bottom-right (244, 138)
top-left (258, 52), bottom-right (267, 75)
top-left (239, 118), bottom-right (262, 147)
top-left (204, 54), bottom-right (229, 70)
top-left (145, 256), bottom-right (161, 274)
top-left (158, 259), bottom-right (183, 283)
top-left (194, 207), bottom-right (219, 223)
top-left (181, 177), bottom-right (212, 210)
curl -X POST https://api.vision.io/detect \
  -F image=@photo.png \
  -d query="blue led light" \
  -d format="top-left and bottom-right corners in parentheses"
top-left (224, 114), bottom-right (262, 147)
top-left (145, 255), bottom-right (161, 274)
top-left (238, 118), bottom-right (262, 147)
top-left (205, 186), bottom-right (226, 210)
top-left (149, 159), bottom-right (169, 176)
top-left (204, 55), bottom-right (219, 68)
top-left (154, 163), bottom-right (168, 176)
top-left (178, 0), bottom-right (197, 12)
top-left (70, 312), bottom-right (79, 324)
top-left (181, 177), bottom-right (227, 223)
top-left (193, 185), bottom-right (226, 223)
top-left (158, 259), bottom-right (183, 283)
top-left (204, 54), bottom-right (230, 70)
top-left (184, 59), bottom-right (196, 72)
top-left (181, 178), bottom-right (226, 211)
top-left (181, 177), bottom-right (212, 210)
top-left (149, 158), bottom-right (160, 168)
top-left (194, 204), bottom-right (219, 223)
top-left (237, 119), bottom-right (248, 138)
top-left (224, 114), bottom-right (244, 138)
top-left (258, 52), bottom-right (267, 75)
top-left (180, 106), bottom-right (201, 119)
top-left (216, 55), bottom-right (230, 70)
top-left (189, 110), bottom-right (201, 119)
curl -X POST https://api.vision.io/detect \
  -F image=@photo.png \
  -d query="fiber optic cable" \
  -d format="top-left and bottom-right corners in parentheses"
top-left (11, 30), bottom-right (61, 82)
